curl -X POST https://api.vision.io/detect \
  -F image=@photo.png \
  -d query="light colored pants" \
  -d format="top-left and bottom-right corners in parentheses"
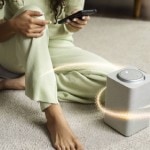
top-left (0, 6), bottom-right (116, 111)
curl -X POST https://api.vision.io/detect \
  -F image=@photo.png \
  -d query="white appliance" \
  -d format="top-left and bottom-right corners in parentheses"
top-left (104, 67), bottom-right (150, 136)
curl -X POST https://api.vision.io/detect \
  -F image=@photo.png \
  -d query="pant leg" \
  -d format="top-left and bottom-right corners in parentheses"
top-left (56, 70), bottom-right (106, 104)
top-left (49, 45), bottom-right (118, 104)
top-left (0, 65), bottom-right (21, 79)
top-left (0, 5), bottom-right (58, 110)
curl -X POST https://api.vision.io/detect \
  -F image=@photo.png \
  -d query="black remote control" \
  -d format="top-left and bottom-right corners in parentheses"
top-left (58, 9), bottom-right (97, 24)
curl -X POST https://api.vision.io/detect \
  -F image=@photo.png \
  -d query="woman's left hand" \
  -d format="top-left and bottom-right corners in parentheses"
top-left (66, 15), bottom-right (90, 32)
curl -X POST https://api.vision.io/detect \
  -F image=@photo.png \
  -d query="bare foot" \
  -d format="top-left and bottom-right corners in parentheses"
top-left (45, 104), bottom-right (84, 150)
top-left (0, 75), bottom-right (25, 90)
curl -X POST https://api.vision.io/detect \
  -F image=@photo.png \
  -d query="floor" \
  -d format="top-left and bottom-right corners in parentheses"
top-left (1, 16), bottom-right (150, 150)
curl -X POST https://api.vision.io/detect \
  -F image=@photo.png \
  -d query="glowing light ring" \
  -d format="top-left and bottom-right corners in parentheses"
top-left (40, 62), bottom-right (150, 120)
top-left (96, 87), bottom-right (150, 120)
top-left (40, 62), bottom-right (119, 77)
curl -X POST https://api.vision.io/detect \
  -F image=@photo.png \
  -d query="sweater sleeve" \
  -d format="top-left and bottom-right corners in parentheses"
top-left (65, 0), bottom-right (85, 16)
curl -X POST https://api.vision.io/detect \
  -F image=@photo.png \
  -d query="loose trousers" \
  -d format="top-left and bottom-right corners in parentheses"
top-left (0, 6), bottom-right (117, 111)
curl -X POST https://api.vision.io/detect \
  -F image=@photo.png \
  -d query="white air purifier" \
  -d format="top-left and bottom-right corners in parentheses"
top-left (104, 67), bottom-right (150, 136)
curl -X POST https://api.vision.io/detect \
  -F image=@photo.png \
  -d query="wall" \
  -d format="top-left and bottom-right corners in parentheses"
top-left (85, 0), bottom-right (150, 20)
top-left (1, 1), bottom-right (150, 20)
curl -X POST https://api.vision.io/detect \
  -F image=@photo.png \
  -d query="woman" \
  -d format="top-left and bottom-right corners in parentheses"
top-left (0, 0), bottom-right (116, 150)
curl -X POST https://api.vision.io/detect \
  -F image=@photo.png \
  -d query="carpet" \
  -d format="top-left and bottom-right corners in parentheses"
top-left (0, 16), bottom-right (150, 150)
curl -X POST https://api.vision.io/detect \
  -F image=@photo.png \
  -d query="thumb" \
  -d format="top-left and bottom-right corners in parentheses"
top-left (26, 10), bottom-right (43, 17)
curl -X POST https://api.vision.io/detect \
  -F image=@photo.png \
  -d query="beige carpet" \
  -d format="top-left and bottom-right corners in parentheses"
top-left (0, 16), bottom-right (150, 150)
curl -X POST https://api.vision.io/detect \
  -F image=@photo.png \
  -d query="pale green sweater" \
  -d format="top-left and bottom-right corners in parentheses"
top-left (2, 0), bottom-right (85, 41)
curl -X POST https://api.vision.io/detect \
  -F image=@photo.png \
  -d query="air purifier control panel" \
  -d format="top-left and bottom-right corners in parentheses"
top-left (117, 69), bottom-right (145, 83)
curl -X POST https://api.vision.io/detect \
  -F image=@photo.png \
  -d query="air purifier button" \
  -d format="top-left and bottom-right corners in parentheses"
top-left (117, 69), bottom-right (145, 83)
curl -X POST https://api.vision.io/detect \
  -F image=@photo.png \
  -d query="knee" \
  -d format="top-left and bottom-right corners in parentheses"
top-left (14, 5), bottom-right (48, 39)
top-left (12, 5), bottom-right (48, 54)
top-left (14, 5), bottom-right (45, 20)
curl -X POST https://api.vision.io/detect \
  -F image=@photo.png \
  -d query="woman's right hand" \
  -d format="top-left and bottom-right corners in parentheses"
top-left (9, 10), bottom-right (49, 38)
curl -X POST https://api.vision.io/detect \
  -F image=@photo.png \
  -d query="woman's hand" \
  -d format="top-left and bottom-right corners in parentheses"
top-left (65, 12), bottom-right (90, 32)
top-left (9, 10), bottom-right (49, 38)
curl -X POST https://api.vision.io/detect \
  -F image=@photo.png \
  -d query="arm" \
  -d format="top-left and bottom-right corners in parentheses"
top-left (0, 19), bottom-right (15, 42)
top-left (0, 10), bottom-right (49, 42)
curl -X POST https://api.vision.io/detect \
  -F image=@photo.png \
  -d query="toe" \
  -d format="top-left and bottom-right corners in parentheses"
top-left (54, 143), bottom-right (61, 150)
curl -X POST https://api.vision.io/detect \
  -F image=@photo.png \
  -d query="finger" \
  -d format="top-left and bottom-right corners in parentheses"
top-left (72, 18), bottom-right (87, 25)
top-left (82, 16), bottom-right (90, 21)
top-left (68, 21), bottom-right (85, 29)
top-left (26, 10), bottom-right (43, 17)
top-left (28, 27), bottom-right (45, 34)
top-left (29, 24), bottom-right (46, 30)
top-left (67, 23), bottom-right (82, 31)
top-left (31, 18), bottom-right (49, 26)
top-left (25, 32), bottom-right (44, 38)
top-left (68, 22), bottom-right (82, 30)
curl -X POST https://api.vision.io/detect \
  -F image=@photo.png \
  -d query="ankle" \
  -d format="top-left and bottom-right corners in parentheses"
top-left (4, 78), bottom-right (25, 90)
top-left (44, 104), bottom-right (63, 121)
